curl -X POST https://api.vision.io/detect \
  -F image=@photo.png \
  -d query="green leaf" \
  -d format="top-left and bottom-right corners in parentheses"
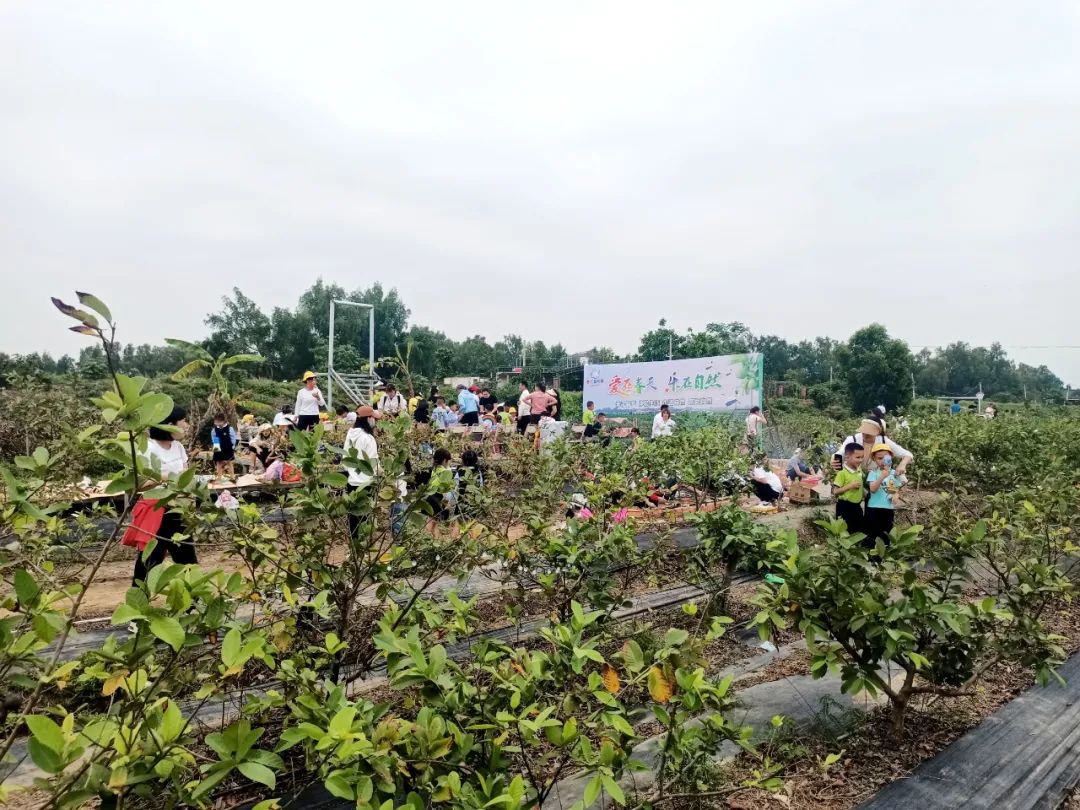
top-left (191, 764), bottom-right (232, 800)
top-left (27, 736), bottom-right (63, 773)
top-left (236, 761), bottom-right (276, 789)
top-left (76, 425), bottom-right (103, 442)
top-left (219, 354), bottom-right (264, 367)
top-left (75, 291), bottom-right (113, 323)
top-left (159, 701), bottom-right (185, 741)
top-left (25, 715), bottom-right (65, 753)
top-left (621, 639), bottom-right (645, 672)
top-left (146, 563), bottom-right (183, 596)
top-left (110, 604), bottom-right (143, 625)
top-left (583, 775), bottom-right (602, 807)
top-left (222, 628), bottom-right (243, 667)
top-left (149, 616), bottom-right (186, 651)
top-left (663, 628), bottom-right (689, 647)
top-left (14, 569), bottom-right (40, 608)
top-left (601, 773), bottom-right (626, 805)
top-left (329, 706), bottom-right (356, 736)
top-left (320, 472), bottom-right (348, 488)
top-left (139, 394), bottom-right (175, 428)
top-left (325, 772), bottom-right (355, 800)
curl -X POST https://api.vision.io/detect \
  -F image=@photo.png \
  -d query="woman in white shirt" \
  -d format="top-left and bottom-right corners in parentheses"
top-left (294, 371), bottom-right (326, 431)
top-left (128, 406), bottom-right (195, 585)
top-left (652, 404), bottom-right (676, 439)
top-left (342, 405), bottom-right (381, 539)
top-left (745, 406), bottom-right (767, 449)
top-left (831, 418), bottom-right (914, 475)
top-left (751, 457), bottom-right (784, 504)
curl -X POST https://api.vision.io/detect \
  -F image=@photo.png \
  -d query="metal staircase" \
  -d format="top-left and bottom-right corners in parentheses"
top-left (329, 370), bottom-right (381, 407)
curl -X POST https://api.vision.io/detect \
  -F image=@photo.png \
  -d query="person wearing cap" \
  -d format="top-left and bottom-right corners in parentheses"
top-left (864, 442), bottom-right (907, 547)
top-left (457, 384), bottom-right (480, 426)
top-left (342, 405), bottom-right (382, 538)
top-left (294, 371), bottom-right (326, 431)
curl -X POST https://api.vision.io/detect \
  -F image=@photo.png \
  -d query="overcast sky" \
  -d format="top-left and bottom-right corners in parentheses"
top-left (2, 2), bottom-right (1078, 385)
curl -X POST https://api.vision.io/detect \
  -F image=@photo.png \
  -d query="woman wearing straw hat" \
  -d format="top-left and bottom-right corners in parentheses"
top-left (832, 416), bottom-right (913, 474)
top-left (294, 371), bottom-right (326, 431)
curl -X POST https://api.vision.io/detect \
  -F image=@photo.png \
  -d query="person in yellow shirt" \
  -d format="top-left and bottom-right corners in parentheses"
top-left (832, 442), bottom-right (865, 535)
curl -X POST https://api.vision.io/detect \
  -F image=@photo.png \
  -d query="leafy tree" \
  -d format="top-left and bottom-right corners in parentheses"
top-left (165, 339), bottom-right (265, 427)
top-left (581, 345), bottom-right (621, 364)
top-left (296, 279), bottom-right (410, 364)
top-left (76, 346), bottom-right (110, 379)
top-left (266, 307), bottom-right (316, 380)
top-left (452, 335), bottom-right (499, 376)
top-left (406, 325), bottom-right (454, 381)
top-left (636, 319), bottom-right (686, 361)
top-left (204, 287), bottom-right (273, 357)
top-left (833, 324), bottom-right (914, 413)
top-left (753, 519), bottom-right (1070, 737)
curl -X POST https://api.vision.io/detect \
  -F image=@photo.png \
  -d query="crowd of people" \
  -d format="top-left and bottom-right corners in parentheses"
top-left (121, 367), bottom-right (933, 592)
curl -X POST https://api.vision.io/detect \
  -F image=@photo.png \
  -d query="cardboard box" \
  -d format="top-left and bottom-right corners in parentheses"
top-left (788, 481), bottom-right (812, 504)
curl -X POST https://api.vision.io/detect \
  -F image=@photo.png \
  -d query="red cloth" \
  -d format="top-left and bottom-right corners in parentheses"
top-left (121, 499), bottom-right (166, 551)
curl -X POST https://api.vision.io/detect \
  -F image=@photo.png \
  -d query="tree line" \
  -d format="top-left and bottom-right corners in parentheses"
top-left (0, 280), bottom-right (1070, 412)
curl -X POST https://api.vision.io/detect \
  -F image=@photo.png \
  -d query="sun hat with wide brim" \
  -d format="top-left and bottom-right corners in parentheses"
top-left (859, 418), bottom-right (883, 437)
top-left (302, 371), bottom-right (316, 381)
top-left (870, 442), bottom-right (892, 456)
top-left (355, 405), bottom-right (384, 419)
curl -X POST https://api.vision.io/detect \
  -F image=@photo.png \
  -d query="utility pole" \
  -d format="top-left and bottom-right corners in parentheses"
top-left (667, 335), bottom-right (673, 361)
top-left (911, 372), bottom-right (916, 401)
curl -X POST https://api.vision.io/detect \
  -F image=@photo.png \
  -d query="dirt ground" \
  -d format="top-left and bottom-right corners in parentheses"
top-left (51, 490), bottom-right (944, 623)
top-left (54, 544), bottom-right (250, 619)
top-left (52, 498), bottom-right (839, 621)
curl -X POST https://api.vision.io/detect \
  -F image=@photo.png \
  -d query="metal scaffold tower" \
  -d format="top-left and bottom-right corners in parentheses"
top-left (326, 299), bottom-right (381, 410)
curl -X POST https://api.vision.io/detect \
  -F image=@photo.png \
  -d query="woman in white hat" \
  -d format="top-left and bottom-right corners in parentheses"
top-left (294, 371), bottom-right (326, 431)
top-left (832, 416), bottom-right (913, 474)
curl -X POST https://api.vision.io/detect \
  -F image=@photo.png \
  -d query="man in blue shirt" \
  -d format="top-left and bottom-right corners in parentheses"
top-left (950, 399), bottom-right (962, 415)
top-left (457, 385), bottom-right (480, 426)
